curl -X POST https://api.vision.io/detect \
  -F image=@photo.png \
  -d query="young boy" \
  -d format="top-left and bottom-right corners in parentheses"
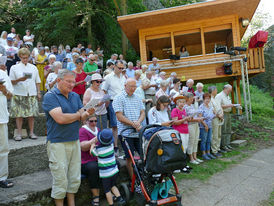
top-left (171, 95), bottom-right (192, 173)
top-left (90, 129), bottom-right (126, 206)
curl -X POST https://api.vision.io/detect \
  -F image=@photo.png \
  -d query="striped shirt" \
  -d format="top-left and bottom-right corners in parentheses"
top-left (113, 90), bottom-right (145, 136)
top-left (91, 143), bottom-right (119, 178)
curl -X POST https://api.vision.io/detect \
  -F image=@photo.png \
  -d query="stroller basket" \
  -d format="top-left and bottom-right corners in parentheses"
top-left (143, 128), bottom-right (187, 174)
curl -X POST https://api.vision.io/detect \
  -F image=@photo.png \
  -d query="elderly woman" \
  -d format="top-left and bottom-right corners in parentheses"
top-left (72, 58), bottom-right (87, 99)
top-left (35, 47), bottom-right (48, 91)
top-left (79, 114), bottom-right (100, 206)
top-left (134, 70), bottom-right (142, 87)
top-left (155, 80), bottom-right (169, 99)
top-left (199, 93), bottom-right (216, 160)
top-left (9, 48), bottom-right (41, 141)
top-left (140, 64), bottom-right (148, 80)
top-left (0, 31), bottom-right (8, 47)
top-left (134, 60), bottom-right (142, 70)
top-left (148, 95), bottom-right (173, 127)
top-left (195, 82), bottom-right (204, 106)
top-left (45, 61), bottom-right (62, 91)
top-left (83, 73), bottom-right (108, 130)
top-left (182, 79), bottom-right (195, 96)
top-left (44, 54), bottom-right (56, 80)
top-left (67, 53), bottom-right (79, 71)
top-left (184, 92), bottom-right (204, 165)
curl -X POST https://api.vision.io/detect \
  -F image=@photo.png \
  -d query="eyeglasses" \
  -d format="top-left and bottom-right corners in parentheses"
top-left (63, 80), bottom-right (76, 85)
top-left (88, 120), bottom-right (97, 123)
top-left (95, 80), bottom-right (102, 83)
top-left (117, 67), bottom-right (124, 70)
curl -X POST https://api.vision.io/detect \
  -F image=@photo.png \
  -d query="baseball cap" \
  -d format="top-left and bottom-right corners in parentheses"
top-left (7, 37), bottom-right (14, 41)
top-left (97, 129), bottom-right (114, 145)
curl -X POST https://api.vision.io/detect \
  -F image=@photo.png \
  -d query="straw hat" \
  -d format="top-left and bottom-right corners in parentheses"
top-left (173, 95), bottom-right (187, 104)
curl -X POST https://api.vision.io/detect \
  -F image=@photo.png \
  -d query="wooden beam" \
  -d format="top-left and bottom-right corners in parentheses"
top-left (139, 30), bottom-right (147, 63)
top-left (254, 48), bottom-right (259, 68)
top-left (236, 78), bottom-right (242, 114)
top-left (249, 49), bottom-right (254, 69)
top-left (171, 32), bottom-right (175, 55)
top-left (200, 27), bottom-right (205, 56)
top-left (203, 24), bottom-right (232, 33)
top-left (146, 33), bottom-right (170, 41)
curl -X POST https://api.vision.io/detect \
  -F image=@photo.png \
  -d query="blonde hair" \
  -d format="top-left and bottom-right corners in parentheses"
top-left (135, 70), bottom-right (142, 76)
top-left (196, 82), bottom-right (204, 88)
top-left (18, 48), bottom-right (30, 57)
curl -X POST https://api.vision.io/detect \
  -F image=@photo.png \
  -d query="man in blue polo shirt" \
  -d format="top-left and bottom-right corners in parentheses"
top-left (43, 69), bottom-right (94, 206)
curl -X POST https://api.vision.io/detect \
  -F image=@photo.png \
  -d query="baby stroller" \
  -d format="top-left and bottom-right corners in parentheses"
top-left (119, 124), bottom-right (187, 206)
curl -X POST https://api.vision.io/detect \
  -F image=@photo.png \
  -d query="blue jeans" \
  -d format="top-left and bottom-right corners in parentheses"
top-left (200, 128), bottom-right (212, 152)
top-left (107, 101), bottom-right (117, 127)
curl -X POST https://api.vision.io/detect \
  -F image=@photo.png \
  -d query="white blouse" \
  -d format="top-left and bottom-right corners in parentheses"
top-left (9, 62), bottom-right (41, 96)
top-left (148, 107), bottom-right (170, 125)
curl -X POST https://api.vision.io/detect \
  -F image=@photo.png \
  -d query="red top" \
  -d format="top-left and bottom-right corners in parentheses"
top-left (72, 71), bottom-right (87, 95)
top-left (171, 107), bottom-right (189, 134)
top-left (79, 127), bottom-right (98, 164)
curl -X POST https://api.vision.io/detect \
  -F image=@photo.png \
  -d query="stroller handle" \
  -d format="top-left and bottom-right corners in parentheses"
top-left (120, 127), bottom-right (138, 138)
top-left (138, 124), bottom-right (162, 140)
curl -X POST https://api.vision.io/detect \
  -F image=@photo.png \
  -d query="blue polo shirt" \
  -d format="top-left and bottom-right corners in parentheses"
top-left (42, 88), bottom-right (83, 143)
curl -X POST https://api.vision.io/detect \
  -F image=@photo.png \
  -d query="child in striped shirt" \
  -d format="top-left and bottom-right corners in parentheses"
top-left (90, 129), bottom-right (126, 206)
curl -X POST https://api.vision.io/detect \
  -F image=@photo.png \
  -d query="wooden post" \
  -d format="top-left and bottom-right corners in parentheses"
top-left (229, 79), bottom-right (236, 114)
top-left (171, 32), bottom-right (175, 55)
top-left (200, 27), bottom-right (206, 56)
top-left (236, 78), bottom-right (242, 114)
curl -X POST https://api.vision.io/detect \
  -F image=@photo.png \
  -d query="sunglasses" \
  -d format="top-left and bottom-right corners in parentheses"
top-left (117, 67), bottom-right (124, 70)
top-left (94, 80), bottom-right (102, 83)
top-left (88, 120), bottom-right (97, 123)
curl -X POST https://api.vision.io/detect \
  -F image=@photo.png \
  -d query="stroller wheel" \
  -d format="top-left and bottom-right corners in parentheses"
top-left (120, 182), bottom-right (131, 203)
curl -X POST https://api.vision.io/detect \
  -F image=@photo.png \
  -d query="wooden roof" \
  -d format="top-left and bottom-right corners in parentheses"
top-left (117, 0), bottom-right (260, 50)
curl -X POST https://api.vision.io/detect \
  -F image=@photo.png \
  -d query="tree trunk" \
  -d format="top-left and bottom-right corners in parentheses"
top-left (86, 0), bottom-right (93, 47)
top-left (121, 0), bottom-right (128, 57)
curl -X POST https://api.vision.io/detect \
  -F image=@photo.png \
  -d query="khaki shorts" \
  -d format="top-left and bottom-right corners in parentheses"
top-left (47, 140), bottom-right (81, 199)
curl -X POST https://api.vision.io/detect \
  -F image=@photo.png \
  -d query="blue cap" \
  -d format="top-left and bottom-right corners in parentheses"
top-left (97, 129), bottom-right (114, 145)
top-left (7, 37), bottom-right (14, 41)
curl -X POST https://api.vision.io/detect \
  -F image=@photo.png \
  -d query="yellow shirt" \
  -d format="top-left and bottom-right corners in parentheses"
top-left (215, 91), bottom-right (232, 113)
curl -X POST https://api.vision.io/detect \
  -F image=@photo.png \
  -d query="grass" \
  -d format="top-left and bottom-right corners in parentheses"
top-left (260, 190), bottom-right (274, 206)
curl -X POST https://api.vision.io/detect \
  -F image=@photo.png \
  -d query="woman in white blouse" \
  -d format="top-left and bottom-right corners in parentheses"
top-left (148, 95), bottom-right (174, 127)
top-left (0, 31), bottom-right (8, 47)
top-left (9, 48), bottom-right (41, 141)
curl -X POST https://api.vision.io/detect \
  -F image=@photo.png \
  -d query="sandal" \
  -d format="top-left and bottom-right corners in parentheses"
top-left (14, 135), bottom-right (22, 141)
top-left (29, 133), bottom-right (38, 140)
top-left (0, 180), bottom-right (14, 188)
top-left (91, 196), bottom-right (99, 206)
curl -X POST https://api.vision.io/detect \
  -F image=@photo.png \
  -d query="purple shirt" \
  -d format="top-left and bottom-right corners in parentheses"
top-left (79, 127), bottom-right (98, 164)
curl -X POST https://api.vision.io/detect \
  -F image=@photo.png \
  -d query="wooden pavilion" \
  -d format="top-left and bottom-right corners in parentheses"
top-left (117, 0), bottom-right (265, 119)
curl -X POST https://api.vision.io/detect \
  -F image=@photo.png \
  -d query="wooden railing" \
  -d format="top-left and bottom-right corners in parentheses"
top-left (247, 47), bottom-right (265, 70)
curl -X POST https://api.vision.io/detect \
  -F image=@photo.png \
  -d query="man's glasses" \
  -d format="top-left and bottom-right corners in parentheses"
top-left (117, 67), bottom-right (124, 70)
top-left (88, 120), bottom-right (97, 123)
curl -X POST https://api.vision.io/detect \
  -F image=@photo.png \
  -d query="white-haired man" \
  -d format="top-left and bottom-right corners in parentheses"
top-left (113, 78), bottom-right (145, 178)
top-left (126, 62), bottom-right (134, 78)
top-left (84, 54), bottom-right (98, 76)
top-left (148, 57), bottom-right (160, 74)
top-left (215, 84), bottom-right (235, 152)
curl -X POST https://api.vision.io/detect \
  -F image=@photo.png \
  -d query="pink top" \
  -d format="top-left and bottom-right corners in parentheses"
top-left (79, 127), bottom-right (98, 164)
top-left (72, 71), bottom-right (87, 95)
top-left (171, 107), bottom-right (189, 134)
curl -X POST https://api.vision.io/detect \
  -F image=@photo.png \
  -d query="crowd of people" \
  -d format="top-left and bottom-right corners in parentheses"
top-left (0, 27), bottom-right (239, 206)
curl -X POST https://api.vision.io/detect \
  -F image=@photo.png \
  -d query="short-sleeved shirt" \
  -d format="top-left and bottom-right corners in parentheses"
top-left (101, 72), bottom-right (126, 100)
top-left (126, 68), bottom-right (135, 78)
top-left (198, 103), bottom-right (215, 128)
top-left (148, 107), bottom-right (169, 125)
top-left (9, 62), bottom-right (41, 96)
top-left (84, 61), bottom-right (98, 74)
top-left (216, 91), bottom-right (232, 113)
top-left (148, 63), bottom-right (160, 72)
top-left (42, 87), bottom-right (83, 143)
top-left (210, 96), bottom-right (223, 116)
top-left (171, 108), bottom-right (188, 134)
top-left (113, 91), bottom-right (145, 136)
top-left (0, 70), bottom-right (13, 123)
top-left (67, 62), bottom-right (76, 71)
top-left (184, 104), bottom-right (201, 124)
top-left (72, 71), bottom-right (87, 95)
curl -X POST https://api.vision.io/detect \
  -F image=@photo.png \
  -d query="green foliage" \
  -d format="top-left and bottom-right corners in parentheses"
top-left (160, 0), bottom-right (201, 8)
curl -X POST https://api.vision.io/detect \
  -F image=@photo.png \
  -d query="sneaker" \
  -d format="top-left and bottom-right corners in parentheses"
top-left (181, 168), bottom-right (191, 173)
top-left (185, 165), bottom-right (193, 170)
top-left (207, 153), bottom-right (216, 159)
top-left (190, 160), bottom-right (199, 165)
top-left (173, 169), bottom-right (181, 174)
top-left (223, 146), bottom-right (232, 152)
top-left (227, 145), bottom-right (233, 150)
top-left (213, 152), bottom-right (222, 157)
top-left (195, 158), bottom-right (204, 163)
top-left (202, 154), bottom-right (211, 160)
top-left (219, 149), bottom-right (227, 153)
top-left (14, 135), bottom-right (22, 141)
